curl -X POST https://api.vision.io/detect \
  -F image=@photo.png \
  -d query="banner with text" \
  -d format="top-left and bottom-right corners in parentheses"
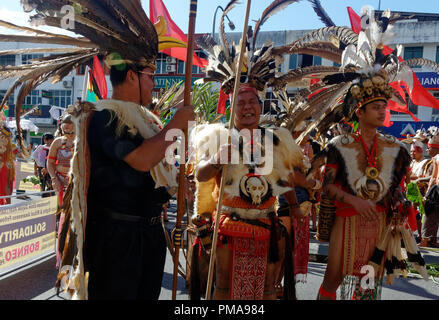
top-left (0, 196), bottom-right (57, 276)
top-left (15, 161), bottom-right (40, 192)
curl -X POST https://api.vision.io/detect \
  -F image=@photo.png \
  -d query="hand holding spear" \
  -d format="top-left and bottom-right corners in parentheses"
top-left (172, 0), bottom-right (198, 301)
top-left (205, 0), bottom-right (252, 300)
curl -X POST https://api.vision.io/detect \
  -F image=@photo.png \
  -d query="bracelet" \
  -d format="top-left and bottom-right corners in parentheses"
top-left (312, 179), bottom-right (322, 190)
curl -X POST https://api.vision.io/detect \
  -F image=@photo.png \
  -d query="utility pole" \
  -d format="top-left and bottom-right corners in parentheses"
top-left (378, 0), bottom-right (381, 11)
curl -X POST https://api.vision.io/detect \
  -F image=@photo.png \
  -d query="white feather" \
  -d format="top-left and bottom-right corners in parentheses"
top-left (342, 44), bottom-right (367, 69)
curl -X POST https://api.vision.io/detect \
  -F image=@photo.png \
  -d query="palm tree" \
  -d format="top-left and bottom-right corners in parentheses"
top-left (152, 81), bottom-right (224, 125)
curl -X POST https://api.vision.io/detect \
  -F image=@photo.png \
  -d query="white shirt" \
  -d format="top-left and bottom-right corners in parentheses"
top-left (411, 158), bottom-right (429, 178)
top-left (32, 145), bottom-right (50, 168)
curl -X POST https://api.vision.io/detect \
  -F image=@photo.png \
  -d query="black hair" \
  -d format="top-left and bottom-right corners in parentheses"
top-left (110, 64), bottom-right (139, 88)
top-left (42, 133), bottom-right (54, 141)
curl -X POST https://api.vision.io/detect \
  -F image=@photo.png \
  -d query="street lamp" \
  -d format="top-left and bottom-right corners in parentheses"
top-left (212, 5), bottom-right (235, 39)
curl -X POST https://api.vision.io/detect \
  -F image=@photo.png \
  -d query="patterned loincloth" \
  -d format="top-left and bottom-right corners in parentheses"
top-left (230, 237), bottom-right (269, 300)
top-left (293, 215), bottom-right (309, 282)
top-left (342, 210), bottom-right (385, 277)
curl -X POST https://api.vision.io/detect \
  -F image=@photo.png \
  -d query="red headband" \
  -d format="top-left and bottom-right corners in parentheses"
top-left (428, 143), bottom-right (439, 149)
top-left (411, 146), bottom-right (423, 153)
top-left (237, 84), bottom-right (259, 98)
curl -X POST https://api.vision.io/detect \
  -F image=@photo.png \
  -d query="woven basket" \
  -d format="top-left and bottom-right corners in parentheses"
top-left (316, 197), bottom-right (336, 242)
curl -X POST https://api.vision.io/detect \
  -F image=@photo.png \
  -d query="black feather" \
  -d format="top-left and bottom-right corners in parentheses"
top-left (323, 72), bottom-right (360, 85)
top-left (308, 0), bottom-right (335, 27)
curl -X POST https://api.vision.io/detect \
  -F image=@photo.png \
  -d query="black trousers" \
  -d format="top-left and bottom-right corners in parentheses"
top-left (84, 215), bottom-right (166, 300)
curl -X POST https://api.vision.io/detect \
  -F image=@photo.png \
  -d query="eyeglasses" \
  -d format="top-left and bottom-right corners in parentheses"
top-left (138, 71), bottom-right (155, 80)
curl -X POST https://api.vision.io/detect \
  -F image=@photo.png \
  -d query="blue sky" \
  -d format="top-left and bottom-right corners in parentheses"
top-left (146, 0), bottom-right (439, 34)
top-left (1, 0), bottom-right (439, 35)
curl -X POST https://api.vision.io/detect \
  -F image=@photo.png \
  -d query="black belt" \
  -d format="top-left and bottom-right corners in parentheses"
top-left (107, 211), bottom-right (161, 226)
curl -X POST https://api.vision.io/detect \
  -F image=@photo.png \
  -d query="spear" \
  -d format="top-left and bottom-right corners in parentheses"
top-left (172, 0), bottom-right (198, 300)
top-left (205, 0), bottom-right (252, 300)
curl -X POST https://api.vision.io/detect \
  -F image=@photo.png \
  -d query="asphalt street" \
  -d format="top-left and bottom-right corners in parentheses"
top-left (0, 197), bottom-right (438, 301)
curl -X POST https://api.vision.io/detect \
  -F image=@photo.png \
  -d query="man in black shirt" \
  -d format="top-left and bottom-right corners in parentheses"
top-left (84, 61), bottom-right (193, 300)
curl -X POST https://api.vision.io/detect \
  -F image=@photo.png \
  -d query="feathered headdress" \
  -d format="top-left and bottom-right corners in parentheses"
top-left (0, 0), bottom-right (189, 300)
top-left (196, 0), bottom-right (370, 130)
top-left (272, 5), bottom-right (439, 143)
top-left (196, 0), bottom-right (307, 98)
top-left (0, 0), bottom-right (186, 153)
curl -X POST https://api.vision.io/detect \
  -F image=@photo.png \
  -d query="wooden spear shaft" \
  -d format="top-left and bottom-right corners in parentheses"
top-left (205, 0), bottom-right (252, 300)
top-left (172, 0), bottom-right (198, 300)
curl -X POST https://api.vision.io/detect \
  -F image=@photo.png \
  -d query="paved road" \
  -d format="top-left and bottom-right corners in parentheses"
top-left (1, 197), bottom-right (439, 300)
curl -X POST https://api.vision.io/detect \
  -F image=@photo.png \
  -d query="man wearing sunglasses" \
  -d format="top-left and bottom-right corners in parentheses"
top-left (81, 59), bottom-right (193, 300)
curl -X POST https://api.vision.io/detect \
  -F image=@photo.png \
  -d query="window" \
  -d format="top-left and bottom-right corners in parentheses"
top-left (404, 47), bottom-right (423, 68)
top-left (289, 54), bottom-right (297, 70)
top-left (263, 92), bottom-right (279, 115)
top-left (0, 55), bottom-right (15, 66)
top-left (299, 54), bottom-right (314, 68)
top-left (156, 53), bottom-right (167, 74)
top-left (313, 56), bottom-right (322, 66)
top-left (436, 46), bottom-right (439, 64)
top-left (22, 54), bottom-right (44, 65)
top-left (0, 90), bottom-right (14, 105)
top-left (434, 93), bottom-right (439, 115)
top-left (192, 51), bottom-right (207, 74)
top-left (45, 90), bottom-right (72, 108)
top-left (177, 60), bottom-right (185, 74)
top-left (389, 94), bottom-right (418, 115)
top-left (289, 54), bottom-right (321, 69)
top-left (77, 60), bottom-right (91, 75)
top-left (24, 90), bottom-right (42, 106)
top-left (173, 51), bottom-right (207, 75)
top-left (408, 96), bottom-right (418, 115)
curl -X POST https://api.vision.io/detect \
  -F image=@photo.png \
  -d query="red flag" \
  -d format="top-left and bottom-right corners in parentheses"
top-left (217, 87), bottom-right (229, 115)
top-left (347, 7), bottom-right (439, 118)
top-left (408, 73), bottom-right (439, 111)
top-left (347, 7), bottom-right (362, 34)
top-left (150, 0), bottom-right (208, 68)
top-left (382, 108), bottom-right (393, 127)
top-left (92, 56), bottom-right (107, 99)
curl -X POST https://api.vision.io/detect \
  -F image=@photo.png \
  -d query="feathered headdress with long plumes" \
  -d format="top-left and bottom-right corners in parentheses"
top-left (197, 0), bottom-right (373, 127)
top-left (0, 0), bottom-right (186, 153)
top-left (0, 0), bottom-right (188, 300)
top-left (272, 5), bottom-right (439, 143)
top-left (196, 0), bottom-right (307, 98)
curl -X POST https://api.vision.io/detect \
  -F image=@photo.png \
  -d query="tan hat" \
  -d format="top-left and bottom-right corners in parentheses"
top-left (413, 130), bottom-right (428, 143)
top-left (401, 134), bottom-right (414, 144)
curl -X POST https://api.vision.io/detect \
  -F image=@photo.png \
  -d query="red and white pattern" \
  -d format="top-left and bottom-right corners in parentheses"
top-left (230, 237), bottom-right (269, 300)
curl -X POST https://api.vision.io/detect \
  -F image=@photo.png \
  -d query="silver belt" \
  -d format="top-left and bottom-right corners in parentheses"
top-left (220, 205), bottom-right (274, 219)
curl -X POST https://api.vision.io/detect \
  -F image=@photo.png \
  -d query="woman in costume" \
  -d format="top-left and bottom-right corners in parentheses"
top-left (47, 114), bottom-right (75, 197)
top-left (0, 124), bottom-right (19, 205)
top-left (47, 114), bottom-right (75, 268)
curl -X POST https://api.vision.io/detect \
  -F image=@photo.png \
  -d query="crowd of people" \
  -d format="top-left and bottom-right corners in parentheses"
top-left (1, 0), bottom-right (439, 302)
